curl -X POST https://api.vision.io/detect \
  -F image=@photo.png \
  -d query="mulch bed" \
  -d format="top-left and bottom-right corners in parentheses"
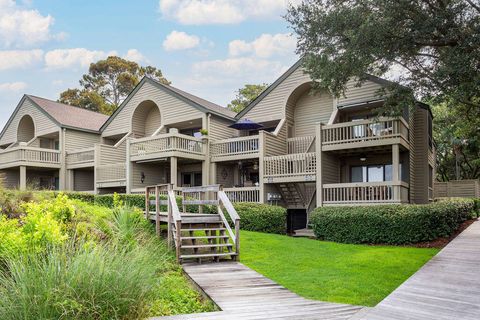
top-left (413, 218), bottom-right (478, 249)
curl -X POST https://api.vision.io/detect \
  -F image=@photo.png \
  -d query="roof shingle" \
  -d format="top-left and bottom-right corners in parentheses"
top-left (27, 95), bottom-right (109, 132)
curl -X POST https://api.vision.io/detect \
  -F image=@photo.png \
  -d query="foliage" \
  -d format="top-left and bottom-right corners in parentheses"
top-left (227, 83), bottom-right (268, 113)
top-left (0, 243), bottom-right (165, 320)
top-left (59, 88), bottom-right (114, 115)
top-left (233, 202), bottom-right (287, 234)
top-left (310, 199), bottom-right (476, 245)
top-left (59, 56), bottom-right (170, 115)
top-left (241, 230), bottom-right (438, 306)
top-left (432, 101), bottom-right (480, 180)
top-left (286, 1), bottom-right (480, 115)
top-left (199, 128), bottom-right (208, 136)
top-left (0, 216), bottom-right (26, 259)
top-left (0, 192), bottom-right (215, 319)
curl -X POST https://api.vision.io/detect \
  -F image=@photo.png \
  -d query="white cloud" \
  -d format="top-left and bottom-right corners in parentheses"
top-left (229, 33), bottom-right (296, 58)
top-left (123, 49), bottom-right (145, 63)
top-left (0, 0), bottom-right (63, 47)
top-left (158, 0), bottom-right (301, 25)
top-left (44, 48), bottom-right (117, 69)
top-left (0, 49), bottom-right (43, 70)
top-left (0, 81), bottom-right (27, 92)
top-left (192, 57), bottom-right (287, 81)
top-left (163, 31), bottom-right (200, 51)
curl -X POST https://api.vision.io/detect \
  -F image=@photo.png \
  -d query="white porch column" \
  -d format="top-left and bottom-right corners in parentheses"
top-left (58, 128), bottom-right (66, 190)
top-left (66, 169), bottom-right (74, 191)
top-left (258, 131), bottom-right (265, 203)
top-left (210, 162), bottom-right (217, 185)
top-left (126, 138), bottom-right (132, 194)
top-left (202, 136), bottom-right (210, 186)
top-left (170, 156), bottom-right (178, 188)
top-left (19, 165), bottom-right (26, 190)
top-left (315, 123), bottom-right (323, 207)
top-left (392, 144), bottom-right (400, 201)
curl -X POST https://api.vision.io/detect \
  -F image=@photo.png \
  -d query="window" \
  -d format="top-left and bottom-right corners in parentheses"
top-left (368, 165), bottom-right (384, 182)
top-left (350, 164), bottom-right (397, 182)
top-left (181, 172), bottom-right (202, 187)
top-left (179, 128), bottom-right (202, 137)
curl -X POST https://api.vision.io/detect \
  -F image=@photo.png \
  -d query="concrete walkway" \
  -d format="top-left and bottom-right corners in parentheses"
top-left (153, 262), bottom-right (365, 320)
top-left (359, 220), bottom-right (480, 319)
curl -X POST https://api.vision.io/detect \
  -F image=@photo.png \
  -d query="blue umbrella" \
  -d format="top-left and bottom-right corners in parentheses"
top-left (229, 119), bottom-right (264, 130)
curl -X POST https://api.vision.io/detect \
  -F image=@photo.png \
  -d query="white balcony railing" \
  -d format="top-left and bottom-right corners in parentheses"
top-left (0, 146), bottom-right (60, 165)
top-left (264, 152), bottom-right (316, 181)
top-left (287, 136), bottom-right (315, 154)
top-left (224, 186), bottom-right (260, 203)
top-left (323, 182), bottom-right (409, 205)
top-left (130, 133), bottom-right (205, 158)
top-left (66, 147), bottom-right (94, 165)
top-left (322, 118), bottom-right (409, 147)
top-left (96, 163), bottom-right (126, 183)
top-left (210, 135), bottom-right (259, 158)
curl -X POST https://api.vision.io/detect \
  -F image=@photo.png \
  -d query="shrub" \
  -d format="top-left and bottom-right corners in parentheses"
top-left (0, 242), bottom-right (166, 320)
top-left (310, 199), bottom-right (476, 245)
top-left (0, 216), bottom-right (27, 258)
top-left (233, 202), bottom-right (287, 234)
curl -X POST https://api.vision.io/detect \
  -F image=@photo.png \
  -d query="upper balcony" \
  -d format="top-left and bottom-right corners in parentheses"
top-left (210, 135), bottom-right (259, 162)
top-left (321, 117), bottom-right (409, 152)
top-left (129, 132), bottom-right (206, 162)
top-left (66, 147), bottom-right (94, 169)
top-left (0, 145), bottom-right (60, 169)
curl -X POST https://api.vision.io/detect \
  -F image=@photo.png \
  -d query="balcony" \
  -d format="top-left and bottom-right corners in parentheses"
top-left (322, 181), bottom-right (409, 205)
top-left (96, 163), bottom-right (126, 188)
top-left (223, 186), bottom-right (260, 203)
top-left (129, 133), bottom-right (206, 162)
top-left (287, 136), bottom-right (315, 154)
top-left (0, 146), bottom-right (60, 169)
top-left (66, 147), bottom-right (94, 169)
top-left (210, 135), bottom-right (259, 162)
top-left (264, 153), bottom-right (316, 183)
top-left (321, 117), bottom-right (409, 151)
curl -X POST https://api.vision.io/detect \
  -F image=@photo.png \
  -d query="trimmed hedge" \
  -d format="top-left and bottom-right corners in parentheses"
top-left (310, 199), bottom-right (476, 245)
top-left (233, 202), bottom-right (287, 234)
top-left (54, 192), bottom-right (286, 234)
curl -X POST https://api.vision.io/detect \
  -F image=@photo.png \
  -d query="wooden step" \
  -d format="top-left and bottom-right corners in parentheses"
top-left (180, 252), bottom-right (237, 259)
top-left (182, 243), bottom-right (232, 249)
top-left (181, 235), bottom-right (230, 240)
top-left (181, 227), bottom-right (226, 232)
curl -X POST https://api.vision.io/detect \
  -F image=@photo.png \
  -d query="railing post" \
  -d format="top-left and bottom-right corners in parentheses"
top-left (155, 185), bottom-right (160, 236)
top-left (235, 219), bottom-right (240, 261)
top-left (167, 184), bottom-right (173, 248)
top-left (144, 186), bottom-right (149, 219)
top-left (316, 123), bottom-right (323, 208)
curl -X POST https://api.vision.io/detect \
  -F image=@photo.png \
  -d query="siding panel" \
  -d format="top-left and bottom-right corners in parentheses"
top-left (0, 99), bottom-right (58, 145)
top-left (294, 90), bottom-right (333, 137)
top-left (65, 129), bottom-right (101, 152)
top-left (103, 82), bottom-right (204, 137)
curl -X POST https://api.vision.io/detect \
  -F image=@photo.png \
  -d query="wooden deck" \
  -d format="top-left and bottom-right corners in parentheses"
top-left (153, 262), bottom-right (365, 320)
top-left (359, 219), bottom-right (480, 319)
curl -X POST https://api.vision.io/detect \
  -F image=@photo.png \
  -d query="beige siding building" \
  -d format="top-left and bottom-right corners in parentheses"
top-left (0, 61), bottom-right (435, 228)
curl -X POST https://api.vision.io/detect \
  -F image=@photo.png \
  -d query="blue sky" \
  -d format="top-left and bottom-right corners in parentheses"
top-left (0, 0), bottom-right (300, 128)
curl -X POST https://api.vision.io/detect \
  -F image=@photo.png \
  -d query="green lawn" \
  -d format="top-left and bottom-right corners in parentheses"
top-left (240, 231), bottom-right (438, 307)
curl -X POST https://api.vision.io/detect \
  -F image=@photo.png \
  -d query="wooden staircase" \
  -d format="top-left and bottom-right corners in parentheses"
top-left (278, 182), bottom-right (316, 210)
top-left (145, 184), bottom-right (240, 263)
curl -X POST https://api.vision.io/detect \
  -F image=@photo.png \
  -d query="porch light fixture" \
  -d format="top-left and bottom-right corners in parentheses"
top-left (360, 155), bottom-right (367, 162)
top-left (140, 172), bottom-right (145, 184)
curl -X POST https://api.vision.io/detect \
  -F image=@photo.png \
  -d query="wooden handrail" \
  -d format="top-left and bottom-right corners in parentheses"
top-left (218, 190), bottom-right (240, 257)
